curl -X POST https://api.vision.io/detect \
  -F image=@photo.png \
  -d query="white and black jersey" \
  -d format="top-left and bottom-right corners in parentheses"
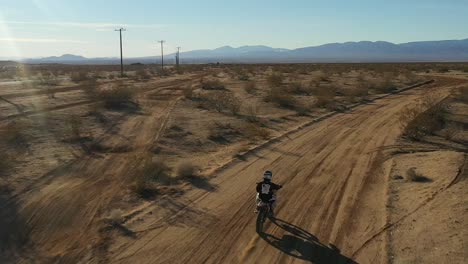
top-left (256, 180), bottom-right (281, 202)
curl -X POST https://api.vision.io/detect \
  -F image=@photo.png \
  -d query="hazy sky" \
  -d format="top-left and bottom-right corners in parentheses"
top-left (1, 0), bottom-right (467, 58)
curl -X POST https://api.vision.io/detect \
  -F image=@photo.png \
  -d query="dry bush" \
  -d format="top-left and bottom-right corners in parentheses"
top-left (441, 123), bottom-right (461, 141)
top-left (237, 71), bottom-right (250, 81)
top-left (70, 71), bottom-right (89, 83)
top-left (400, 97), bottom-right (448, 140)
top-left (45, 87), bottom-right (56, 99)
top-left (208, 122), bottom-right (241, 144)
top-left (315, 95), bottom-right (335, 109)
top-left (244, 81), bottom-right (257, 94)
top-left (97, 84), bottom-right (136, 108)
top-left (200, 91), bottom-right (242, 115)
top-left (317, 71), bottom-right (331, 82)
top-left (135, 69), bottom-right (151, 80)
top-left (201, 79), bottom-right (225, 90)
top-left (105, 209), bottom-right (123, 225)
top-left (287, 81), bottom-right (312, 95)
top-left (0, 122), bottom-right (27, 146)
top-left (0, 153), bottom-right (12, 175)
top-left (373, 77), bottom-right (396, 93)
top-left (265, 87), bottom-right (297, 108)
top-left (245, 102), bottom-right (259, 122)
top-left (267, 73), bottom-right (284, 87)
top-left (406, 167), bottom-right (431, 182)
top-left (242, 123), bottom-right (271, 141)
top-left (341, 86), bottom-right (369, 99)
top-left (454, 86), bottom-right (468, 103)
top-left (65, 115), bottom-right (83, 142)
top-left (39, 74), bottom-right (60, 86)
top-left (133, 156), bottom-right (173, 196)
top-left (177, 161), bottom-right (197, 178)
top-left (182, 85), bottom-right (194, 99)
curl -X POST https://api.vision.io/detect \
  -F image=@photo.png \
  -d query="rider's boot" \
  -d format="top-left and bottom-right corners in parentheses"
top-left (269, 207), bottom-right (275, 217)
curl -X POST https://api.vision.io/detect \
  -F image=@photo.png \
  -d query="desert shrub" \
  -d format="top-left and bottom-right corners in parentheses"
top-left (201, 79), bottom-right (225, 90)
top-left (341, 86), bottom-right (369, 98)
top-left (242, 123), bottom-right (271, 141)
top-left (177, 161), bottom-right (197, 178)
top-left (406, 167), bottom-right (431, 182)
top-left (208, 122), bottom-right (241, 143)
top-left (200, 91), bottom-right (242, 115)
top-left (266, 73), bottom-right (284, 87)
top-left (315, 95), bottom-right (335, 109)
top-left (64, 115), bottom-right (83, 142)
top-left (400, 98), bottom-right (448, 140)
top-left (39, 74), bottom-right (60, 86)
top-left (287, 81), bottom-right (312, 95)
top-left (97, 84), bottom-right (136, 108)
top-left (0, 153), bottom-right (12, 175)
top-left (438, 67), bottom-right (450, 73)
top-left (454, 86), bottom-right (468, 103)
top-left (265, 87), bottom-right (297, 108)
top-left (441, 123), bottom-right (461, 141)
top-left (182, 85), bottom-right (194, 99)
top-left (0, 122), bottom-right (27, 146)
top-left (237, 71), bottom-right (250, 81)
top-left (135, 69), bottom-right (151, 80)
top-left (105, 209), bottom-right (123, 225)
top-left (373, 77), bottom-right (397, 93)
top-left (317, 71), bottom-right (331, 82)
top-left (70, 71), bottom-right (89, 83)
top-left (294, 103), bottom-right (312, 116)
top-left (45, 87), bottom-right (56, 99)
top-left (245, 103), bottom-right (258, 122)
top-left (244, 81), bottom-right (257, 94)
top-left (133, 157), bottom-right (173, 196)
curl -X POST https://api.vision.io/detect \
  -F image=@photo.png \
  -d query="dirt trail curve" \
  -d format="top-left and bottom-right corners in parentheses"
top-left (109, 78), bottom-right (465, 264)
top-left (0, 78), bottom-right (191, 262)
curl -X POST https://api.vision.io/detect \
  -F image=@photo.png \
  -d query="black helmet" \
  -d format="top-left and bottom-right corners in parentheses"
top-left (263, 170), bottom-right (272, 181)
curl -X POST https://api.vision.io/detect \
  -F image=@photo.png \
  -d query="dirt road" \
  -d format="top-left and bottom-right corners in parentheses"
top-left (106, 80), bottom-right (461, 263)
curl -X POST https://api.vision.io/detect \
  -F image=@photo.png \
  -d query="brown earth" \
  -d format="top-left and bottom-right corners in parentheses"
top-left (0, 68), bottom-right (466, 263)
top-left (103, 79), bottom-right (465, 263)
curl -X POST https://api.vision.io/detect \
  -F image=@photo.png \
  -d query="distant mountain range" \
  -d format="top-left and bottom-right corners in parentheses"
top-left (18, 38), bottom-right (468, 64)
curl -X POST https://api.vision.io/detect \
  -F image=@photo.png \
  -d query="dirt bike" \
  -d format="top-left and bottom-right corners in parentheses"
top-left (256, 200), bottom-right (273, 233)
top-left (256, 185), bottom-right (282, 233)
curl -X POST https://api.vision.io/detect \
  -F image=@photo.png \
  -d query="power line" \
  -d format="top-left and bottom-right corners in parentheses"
top-left (176, 46), bottom-right (181, 68)
top-left (114, 28), bottom-right (126, 77)
top-left (158, 40), bottom-right (165, 71)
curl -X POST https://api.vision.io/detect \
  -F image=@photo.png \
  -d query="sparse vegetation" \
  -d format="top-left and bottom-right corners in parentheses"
top-left (200, 91), bottom-right (242, 115)
top-left (265, 86), bottom-right (297, 108)
top-left (244, 81), bottom-right (257, 94)
top-left (177, 161), bottom-right (197, 178)
top-left (70, 71), bottom-right (89, 83)
top-left (201, 79), bottom-right (225, 90)
top-left (400, 96), bottom-right (448, 140)
top-left (133, 156), bottom-right (173, 197)
top-left (97, 83), bottom-right (136, 108)
top-left (266, 73), bottom-right (284, 87)
top-left (0, 153), bottom-right (12, 175)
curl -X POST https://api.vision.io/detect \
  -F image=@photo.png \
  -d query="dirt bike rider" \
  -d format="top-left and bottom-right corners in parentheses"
top-left (255, 170), bottom-right (282, 216)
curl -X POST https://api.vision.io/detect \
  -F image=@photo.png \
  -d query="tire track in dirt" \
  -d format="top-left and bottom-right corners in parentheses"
top-left (0, 75), bottom-right (198, 122)
top-left (4, 79), bottom-right (188, 261)
top-left (109, 80), bottom-right (463, 264)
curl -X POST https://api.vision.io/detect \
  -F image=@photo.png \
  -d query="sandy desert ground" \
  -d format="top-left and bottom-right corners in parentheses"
top-left (0, 63), bottom-right (466, 263)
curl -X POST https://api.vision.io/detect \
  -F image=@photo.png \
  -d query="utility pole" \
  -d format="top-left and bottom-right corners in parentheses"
top-left (176, 46), bottom-right (181, 68)
top-left (158, 40), bottom-right (165, 71)
top-left (115, 28), bottom-right (126, 77)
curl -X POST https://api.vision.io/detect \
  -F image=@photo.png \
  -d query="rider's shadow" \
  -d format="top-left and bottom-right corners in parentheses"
top-left (259, 218), bottom-right (357, 264)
